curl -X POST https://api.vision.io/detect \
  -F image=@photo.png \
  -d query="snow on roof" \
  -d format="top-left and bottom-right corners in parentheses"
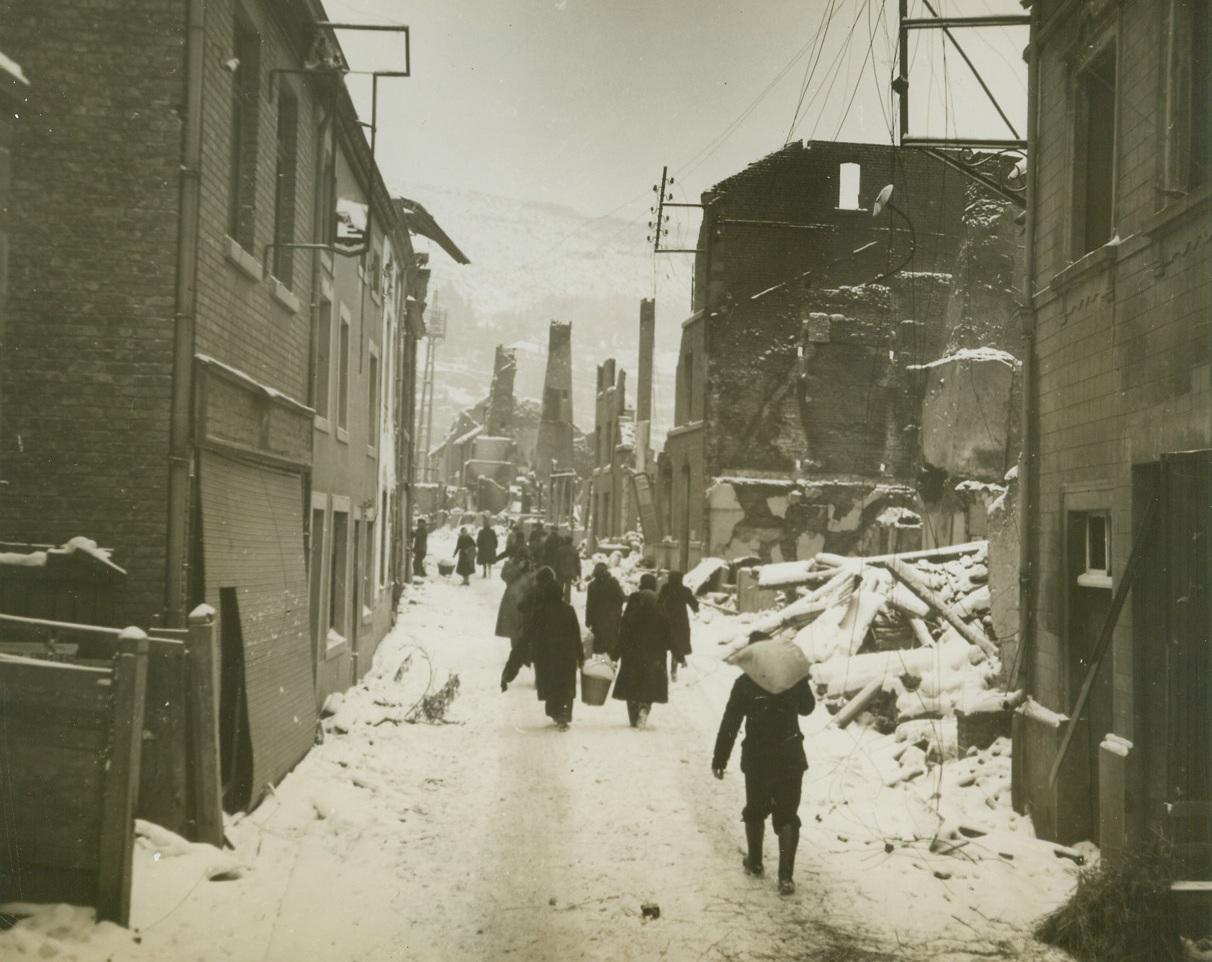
top-left (194, 354), bottom-right (312, 415)
top-left (451, 424), bottom-right (485, 447)
top-left (907, 347), bottom-right (1020, 370)
top-left (0, 52), bottom-right (29, 86)
top-left (0, 536), bottom-right (126, 576)
top-left (711, 476), bottom-right (798, 489)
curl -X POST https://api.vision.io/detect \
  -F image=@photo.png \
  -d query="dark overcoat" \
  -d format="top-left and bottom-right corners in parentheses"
top-left (527, 527), bottom-right (548, 566)
top-left (658, 576), bottom-right (699, 660)
top-left (611, 589), bottom-right (672, 705)
top-left (495, 558), bottom-right (534, 639)
top-left (585, 572), bottom-right (625, 658)
top-left (454, 533), bottom-right (476, 576)
top-left (476, 526), bottom-right (499, 565)
top-left (711, 674), bottom-right (815, 775)
top-left (552, 540), bottom-right (581, 585)
top-left (526, 581), bottom-right (582, 703)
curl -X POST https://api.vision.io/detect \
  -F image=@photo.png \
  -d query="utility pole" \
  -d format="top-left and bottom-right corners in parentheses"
top-left (417, 294), bottom-right (445, 482)
top-left (648, 166), bottom-right (703, 255)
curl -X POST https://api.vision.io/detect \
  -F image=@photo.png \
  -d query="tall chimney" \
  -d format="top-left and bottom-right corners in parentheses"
top-left (637, 298), bottom-right (655, 422)
top-left (486, 345), bottom-right (516, 436)
top-left (535, 320), bottom-right (574, 480)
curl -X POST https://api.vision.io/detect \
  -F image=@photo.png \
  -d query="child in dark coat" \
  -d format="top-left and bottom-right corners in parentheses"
top-left (712, 665), bottom-right (815, 895)
top-left (453, 527), bottom-right (476, 585)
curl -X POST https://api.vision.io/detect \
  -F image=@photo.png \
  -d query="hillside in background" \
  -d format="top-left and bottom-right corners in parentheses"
top-left (405, 185), bottom-right (684, 451)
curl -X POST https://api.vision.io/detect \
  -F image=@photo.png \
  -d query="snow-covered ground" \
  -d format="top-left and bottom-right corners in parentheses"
top-left (1, 529), bottom-right (1082, 961)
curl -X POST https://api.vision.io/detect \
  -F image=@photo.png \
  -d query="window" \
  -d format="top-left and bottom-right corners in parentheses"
top-left (1073, 46), bottom-right (1118, 255)
top-left (272, 87), bottom-right (299, 286)
top-left (309, 506), bottom-right (326, 660)
top-left (329, 509), bottom-right (348, 641)
top-left (1165, 0), bottom-right (1211, 194)
top-left (337, 310), bottom-right (351, 435)
top-left (378, 492), bottom-right (388, 589)
top-left (368, 347), bottom-right (380, 450)
top-left (227, 15), bottom-right (260, 250)
top-left (1077, 511), bottom-right (1112, 588)
top-left (838, 162), bottom-right (861, 210)
top-left (314, 106), bottom-right (337, 246)
top-left (313, 299), bottom-right (332, 422)
top-left (678, 350), bottom-right (694, 424)
top-left (363, 518), bottom-right (375, 605)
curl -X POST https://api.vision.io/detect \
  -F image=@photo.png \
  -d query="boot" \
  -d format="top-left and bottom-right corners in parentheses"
top-left (777, 824), bottom-right (799, 895)
top-left (742, 820), bottom-right (764, 877)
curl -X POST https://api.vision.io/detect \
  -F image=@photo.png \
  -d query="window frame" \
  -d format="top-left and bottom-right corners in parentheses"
top-left (1070, 38), bottom-right (1119, 258)
top-left (226, 11), bottom-right (261, 251)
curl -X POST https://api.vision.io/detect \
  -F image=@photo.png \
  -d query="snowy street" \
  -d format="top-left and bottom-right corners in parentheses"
top-left (2, 531), bottom-right (1081, 962)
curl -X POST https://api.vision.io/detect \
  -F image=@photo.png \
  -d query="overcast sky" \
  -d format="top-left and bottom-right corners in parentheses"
top-left (324, 0), bottom-right (1027, 222)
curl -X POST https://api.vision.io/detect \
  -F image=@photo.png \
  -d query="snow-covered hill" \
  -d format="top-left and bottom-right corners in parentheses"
top-left (403, 185), bottom-right (683, 445)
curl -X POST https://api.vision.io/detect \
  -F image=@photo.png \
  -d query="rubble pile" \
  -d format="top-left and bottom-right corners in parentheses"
top-left (727, 541), bottom-right (1014, 740)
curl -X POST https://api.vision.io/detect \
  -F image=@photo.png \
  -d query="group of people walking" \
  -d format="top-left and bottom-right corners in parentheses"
top-left (414, 514), bottom-right (813, 896)
top-left (494, 548), bottom-right (700, 731)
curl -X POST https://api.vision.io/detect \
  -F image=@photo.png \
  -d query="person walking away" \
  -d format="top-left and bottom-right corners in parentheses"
top-left (411, 518), bottom-right (429, 578)
top-left (527, 522), bottom-right (548, 568)
top-left (711, 660), bottom-right (816, 895)
top-left (611, 573), bottom-right (672, 729)
top-left (658, 570), bottom-right (699, 682)
top-left (453, 527), bottom-right (476, 585)
top-left (476, 519), bottom-right (499, 578)
top-left (496, 546), bottom-right (535, 691)
top-left (544, 526), bottom-right (564, 579)
top-left (522, 566), bottom-right (583, 730)
top-left (497, 521), bottom-right (526, 562)
top-left (584, 562), bottom-right (625, 660)
top-left (552, 533), bottom-right (581, 603)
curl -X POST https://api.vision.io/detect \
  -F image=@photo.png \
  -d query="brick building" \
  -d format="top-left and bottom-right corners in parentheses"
top-left (0, 2), bottom-right (439, 810)
top-left (1012, 0), bottom-right (1212, 850)
top-left (659, 141), bottom-right (1011, 572)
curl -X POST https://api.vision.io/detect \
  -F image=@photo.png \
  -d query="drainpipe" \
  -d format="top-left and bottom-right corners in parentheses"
top-left (165, 0), bottom-right (205, 627)
top-left (1015, 1), bottom-right (1041, 691)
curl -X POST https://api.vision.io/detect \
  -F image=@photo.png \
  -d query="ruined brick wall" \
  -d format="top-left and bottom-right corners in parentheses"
top-left (696, 142), bottom-right (968, 485)
top-left (0, 1), bottom-right (186, 621)
top-left (706, 276), bottom-right (951, 480)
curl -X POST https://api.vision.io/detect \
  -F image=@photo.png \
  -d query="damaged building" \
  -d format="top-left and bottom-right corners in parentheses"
top-left (658, 140), bottom-right (1021, 574)
top-left (588, 299), bottom-right (658, 547)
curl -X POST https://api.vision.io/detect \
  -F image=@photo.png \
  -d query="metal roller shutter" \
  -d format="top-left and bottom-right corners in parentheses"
top-left (199, 450), bottom-right (317, 805)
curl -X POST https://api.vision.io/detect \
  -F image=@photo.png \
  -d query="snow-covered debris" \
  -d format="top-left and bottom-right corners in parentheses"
top-left (682, 556), bottom-right (728, 594)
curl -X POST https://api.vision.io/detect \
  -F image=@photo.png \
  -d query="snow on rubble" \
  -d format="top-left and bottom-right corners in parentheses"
top-left (0, 529), bottom-right (1080, 961)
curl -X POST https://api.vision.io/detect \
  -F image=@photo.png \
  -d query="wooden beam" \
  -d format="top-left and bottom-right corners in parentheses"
top-left (881, 558), bottom-right (999, 658)
top-left (96, 628), bottom-right (149, 927)
top-left (186, 605), bottom-right (224, 846)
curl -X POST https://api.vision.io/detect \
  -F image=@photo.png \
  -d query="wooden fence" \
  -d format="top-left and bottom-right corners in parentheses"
top-left (0, 630), bottom-right (147, 925)
top-left (0, 606), bottom-right (223, 846)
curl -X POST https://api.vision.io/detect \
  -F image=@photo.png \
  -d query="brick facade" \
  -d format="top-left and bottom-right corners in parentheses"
top-left (1016, 0), bottom-right (1212, 847)
top-left (0, 0), bottom-right (425, 806)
